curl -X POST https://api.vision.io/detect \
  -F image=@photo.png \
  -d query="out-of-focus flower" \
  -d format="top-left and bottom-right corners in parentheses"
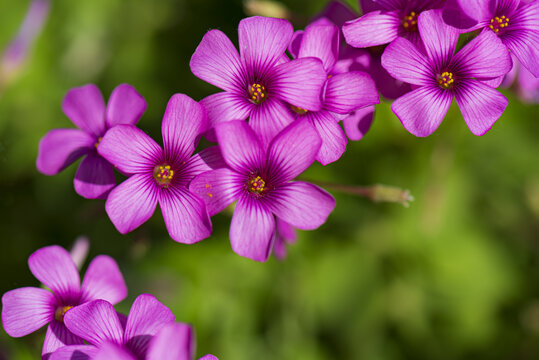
top-left (69, 236), bottom-right (90, 270)
top-left (443, 0), bottom-right (539, 78)
top-left (502, 55), bottom-right (539, 103)
top-left (1, 245), bottom-right (127, 358)
top-left (273, 219), bottom-right (297, 260)
top-left (0, 0), bottom-right (49, 90)
top-left (287, 21), bottom-right (379, 165)
top-left (381, 10), bottom-right (511, 136)
top-left (98, 94), bottom-right (223, 244)
top-left (37, 84), bottom-right (147, 199)
top-left (190, 16), bottom-right (327, 148)
top-left (190, 120), bottom-right (335, 262)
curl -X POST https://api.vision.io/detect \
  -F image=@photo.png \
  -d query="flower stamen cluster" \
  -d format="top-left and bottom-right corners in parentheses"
top-left (248, 175), bottom-right (266, 194)
top-left (290, 105), bottom-right (308, 114)
top-left (437, 71), bottom-right (455, 89)
top-left (154, 164), bottom-right (175, 187)
top-left (54, 305), bottom-right (74, 323)
top-left (249, 83), bottom-right (266, 104)
top-left (489, 15), bottom-right (509, 33)
top-left (402, 11), bottom-right (418, 32)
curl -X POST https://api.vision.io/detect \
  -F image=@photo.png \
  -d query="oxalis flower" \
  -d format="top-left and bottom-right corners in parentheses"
top-left (381, 10), bottom-right (512, 136)
top-left (1, 245), bottom-right (127, 358)
top-left (98, 94), bottom-right (223, 243)
top-left (190, 120), bottom-right (336, 262)
top-left (443, 0), bottom-right (539, 77)
top-left (287, 20), bottom-right (379, 165)
top-left (37, 84), bottom-right (146, 199)
top-left (342, 0), bottom-right (446, 49)
top-left (51, 297), bottom-right (217, 360)
top-left (190, 16), bottom-right (327, 148)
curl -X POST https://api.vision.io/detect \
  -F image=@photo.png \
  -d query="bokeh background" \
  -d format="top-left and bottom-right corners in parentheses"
top-left (1, 0), bottom-right (538, 359)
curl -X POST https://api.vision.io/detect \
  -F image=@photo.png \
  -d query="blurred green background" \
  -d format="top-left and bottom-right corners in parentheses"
top-left (1, 0), bottom-right (538, 359)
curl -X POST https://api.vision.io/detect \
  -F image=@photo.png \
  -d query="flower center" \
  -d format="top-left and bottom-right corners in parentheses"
top-left (94, 137), bottom-right (103, 149)
top-left (248, 175), bottom-right (266, 195)
top-left (249, 83), bottom-right (267, 104)
top-left (153, 164), bottom-right (174, 187)
top-left (437, 71), bottom-right (455, 89)
top-left (290, 105), bottom-right (308, 115)
top-left (402, 11), bottom-right (418, 32)
top-left (489, 15), bottom-right (509, 33)
top-left (54, 305), bottom-right (74, 323)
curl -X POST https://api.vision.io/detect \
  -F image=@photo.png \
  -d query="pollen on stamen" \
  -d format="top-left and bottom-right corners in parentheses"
top-left (402, 11), bottom-right (418, 32)
top-left (248, 175), bottom-right (266, 195)
top-left (153, 164), bottom-right (174, 187)
top-left (54, 305), bottom-right (73, 323)
top-left (437, 71), bottom-right (455, 90)
top-left (94, 137), bottom-right (103, 149)
top-left (290, 105), bottom-right (308, 115)
top-left (249, 83), bottom-right (267, 104)
top-left (489, 15), bottom-right (509, 33)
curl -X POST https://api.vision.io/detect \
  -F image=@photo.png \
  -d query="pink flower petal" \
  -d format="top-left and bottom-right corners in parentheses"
top-left (28, 245), bottom-right (80, 302)
top-left (181, 146), bottom-right (225, 183)
top-left (230, 196), bottom-right (275, 262)
top-left (62, 84), bottom-right (106, 137)
top-left (146, 323), bottom-right (194, 360)
top-left (306, 111), bottom-right (347, 165)
top-left (215, 121), bottom-right (265, 173)
top-left (48, 345), bottom-right (98, 360)
top-left (381, 37), bottom-right (434, 86)
top-left (190, 168), bottom-right (243, 216)
top-left (43, 321), bottom-right (85, 358)
top-left (249, 98), bottom-right (295, 150)
top-left (342, 11), bottom-right (400, 48)
top-left (105, 84), bottom-right (146, 128)
top-left (1, 287), bottom-right (55, 337)
top-left (36, 129), bottom-right (94, 175)
top-left (95, 343), bottom-right (136, 360)
top-left (418, 10), bottom-right (459, 69)
top-left (267, 181), bottom-right (335, 230)
top-left (200, 92), bottom-right (252, 129)
top-left (105, 174), bottom-right (158, 234)
top-left (98, 125), bottom-right (161, 175)
top-left (125, 294), bottom-right (175, 359)
top-left (299, 23), bottom-right (339, 72)
top-left (81, 255), bottom-right (127, 305)
top-left (342, 106), bottom-right (375, 141)
top-left (73, 152), bottom-right (116, 199)
top-left (324, 71), bottom-right (379, 114)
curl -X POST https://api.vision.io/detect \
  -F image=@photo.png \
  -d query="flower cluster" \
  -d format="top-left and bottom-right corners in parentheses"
top-left (1, 245), bottom-right (217, 360)
top-left (34, 5), bottom-right (538, 263)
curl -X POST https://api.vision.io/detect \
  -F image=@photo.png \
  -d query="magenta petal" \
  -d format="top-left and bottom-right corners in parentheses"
top-left (190, 168), bottom-right (243, 216)
top-left (342, 11), bottom-right (400, 48)
top-left (43, 321), bottom-right (85, 357)
top-left (1, 287), bottom-right (54, 337)
top-left (452, 0), bottom-right (493, 23)
top-left (270, 57), bottom-right (326, 111)
top-left (95, 343), bottom-right (136, 360)
top-left (200, 92), bottom-right (252, 128)
top-left (299, 23), bottom-right (339, 71)
top-left (268, 119), bottom-right (321, 183)
top-left (159, 188), bottom-right (212, 244)
top-left (230, 196), bottom-right (275, 262)
top-left (146, 323), bottom-right (194, 360)
top-left (391, 86), bottom-right (453, 137)
top-left (36, 129), bottom-right (94, 175)
top-left (199, 356), bottom-right (219, 360)
top-left (452, 30), bottom-right (511, 79)
top-left (62, 84), bottom-right (106, 137)
top-left (268, 181), bottom-right (335, 230)
top-left (105, 174), bottom-right (158, 234)
top-left (28, 245), bottom-right (80, 302)
top-left (249, 98), bottom-right (296, 150)
top-left (381, 37), bottom-right (434, 86)
top-left (162, 94), bottom-right (207, 162)
top-left (418, 10), bottom-right (459, 69)
top-left (190, 29), bottom-right (243, 92)
top-left (49, 345), bottom-right (98, 360)
top-left (315, 0), bottom-right (357, 28)
top-left (74, 152), bottom-right (116, 199)
top-left (105, 84), bottom-right (146, 128)
top-left (182, 146), bottom-right (226, 182)
top-left (215, 121), bottom-right (265, 173)
top-left (306, 111), bottom-right (347, 165)
top-left (288, 30), bottom-right (304, 59)
top-left (98, 125), bottom-right (161, 175)
top-left (63, 300), bottom-right (123, 346)
top-left (342, 106), bottom-right (375, 141)
top-left (324, 71), bottom-right (379, 114)
top-left (238, 16), bottom-right (293, 72)
top-left (454, 79), bottom-right (508, 136)
top-left (80, 255), bottom-right (127, 305)
top-left (125, 294), bottom-right (175, 359)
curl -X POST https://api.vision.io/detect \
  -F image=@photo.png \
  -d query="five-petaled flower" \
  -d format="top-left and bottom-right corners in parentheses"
top-left (1, 245), bottom-right (127, 358)
top-left (190, 120), bottom-right (335, 262)
top-left (37, 84), bottom-right (146, 199)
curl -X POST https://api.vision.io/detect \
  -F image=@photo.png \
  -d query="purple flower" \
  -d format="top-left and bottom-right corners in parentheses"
top-left (272, 219), bottom-right (297, 260)
top-left (287, 21), bottom-right (379, 164)
top-left (190, 120), bottom-right (336, 262)
top-left (97, 94), bottom-right (223, 243)
top-left (190, 16), bottom-right (327, 148)
top-left (444, 0), bottom-right (539, 77)
top-left (36, 83), bottom-right (146, 199)
top-left (502, 54), bottom-right (539, 103)
top-left (381, 10), bottom-right (512, 136)
top-left (342, 0), bottom-right (446, 49)
top-left (49, 294), bottom-right (178, 359)
top-left (1, 245), bottom-right (127, 357)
